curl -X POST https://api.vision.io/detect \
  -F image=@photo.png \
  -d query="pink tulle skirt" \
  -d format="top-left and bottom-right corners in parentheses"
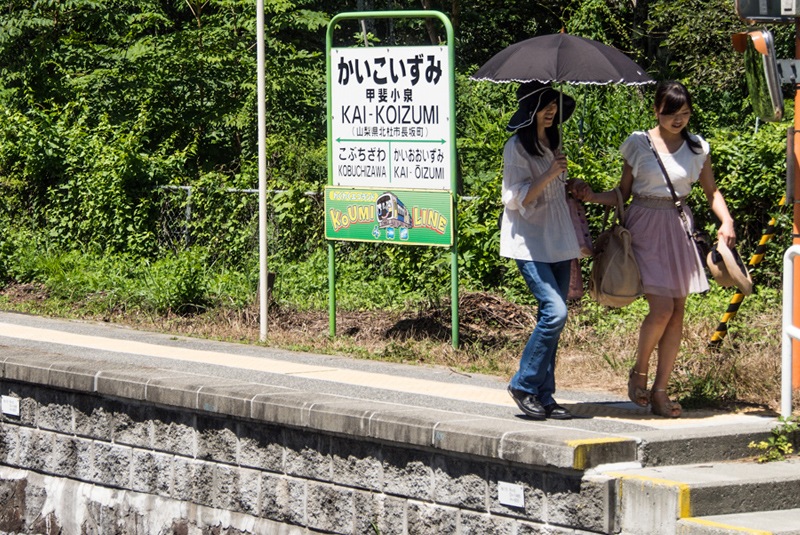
top-left (625, 197), bottom-right (709, 298)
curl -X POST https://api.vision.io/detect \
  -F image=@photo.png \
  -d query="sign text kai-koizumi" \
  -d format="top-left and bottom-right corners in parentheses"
top-left (340, 104), bottom-right (439, 125)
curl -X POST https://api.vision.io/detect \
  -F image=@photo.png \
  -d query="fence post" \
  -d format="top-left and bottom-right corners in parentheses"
top-left (782, 245), bottom-right (800, 417)
top-left (184, 187), bottom-right (192, 248)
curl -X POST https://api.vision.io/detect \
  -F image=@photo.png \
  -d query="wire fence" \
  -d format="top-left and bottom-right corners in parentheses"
top-left (155, 185), bottom-right (480, 266)
top-left (157, 186), bottom-right (195, 252)
top-left (155, 185), bottom-right (266, 265)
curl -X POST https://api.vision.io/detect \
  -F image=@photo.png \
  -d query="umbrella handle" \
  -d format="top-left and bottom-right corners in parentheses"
top-left (558, 86), bottom-right (563, 152)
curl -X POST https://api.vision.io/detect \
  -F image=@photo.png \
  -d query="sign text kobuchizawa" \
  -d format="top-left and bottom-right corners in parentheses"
top-left (330, 46), bottom-right (452, 190)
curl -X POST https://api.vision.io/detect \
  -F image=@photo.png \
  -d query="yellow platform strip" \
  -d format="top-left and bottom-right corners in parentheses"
top-left (606, 473), bottom-right (691, 518)
top-left (0, 322), bottom-right (519, 407)
top-left (566, 438), bottom-right (631, 470)
top-left (680, 517), bottom-right (772, 535)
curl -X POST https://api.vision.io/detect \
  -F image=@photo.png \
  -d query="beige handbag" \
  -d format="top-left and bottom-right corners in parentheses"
top-left (588, 188), bottom-right (643, 307)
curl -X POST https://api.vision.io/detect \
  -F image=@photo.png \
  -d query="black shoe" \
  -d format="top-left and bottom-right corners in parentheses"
top-left (508, 386), bottom-right (546, 420)
top-left (544, 403), bottom-right (572, 420)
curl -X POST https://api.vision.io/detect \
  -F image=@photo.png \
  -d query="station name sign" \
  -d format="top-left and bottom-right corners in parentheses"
top-left (330, 46), bottom-right (452, 190)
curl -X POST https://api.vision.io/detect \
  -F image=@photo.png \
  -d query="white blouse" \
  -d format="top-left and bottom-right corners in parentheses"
top-left (499, 135), bottom-right (581, 263)
top-left (621, 131), bottom-right (709, 198)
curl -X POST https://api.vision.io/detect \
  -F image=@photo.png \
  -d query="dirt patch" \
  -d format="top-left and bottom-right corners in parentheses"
top-left (2, 283), bottom-right (49, 303)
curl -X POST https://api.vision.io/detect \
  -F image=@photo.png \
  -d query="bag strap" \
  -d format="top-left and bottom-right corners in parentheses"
top-left (601, 187), bottom-right (625, 230)
top-left (644, 131), bottom-right (693, 240)
top-left (613, 186), bottom-right (625, 226)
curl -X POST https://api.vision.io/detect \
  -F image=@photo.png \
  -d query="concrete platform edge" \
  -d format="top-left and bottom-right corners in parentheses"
top-left (0, 346), bottom-right (635, 471)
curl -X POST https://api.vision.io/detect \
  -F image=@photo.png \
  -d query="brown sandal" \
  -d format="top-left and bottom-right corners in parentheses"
top-left (651, 389), bottom-right (681, 418)
top-left (627, 368), bottom-right (651, 407)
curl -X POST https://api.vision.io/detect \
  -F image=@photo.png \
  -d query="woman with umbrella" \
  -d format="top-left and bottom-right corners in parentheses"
top-left (502, 81), bottom-right (582, 421)
top-left (575, 81), bottom-right (736, 418)
top-left (473, 33), bottom-right (669, 417)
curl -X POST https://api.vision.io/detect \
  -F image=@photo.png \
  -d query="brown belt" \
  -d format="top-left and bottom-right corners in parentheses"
top-left (630, 194), bottom-right (684, 210)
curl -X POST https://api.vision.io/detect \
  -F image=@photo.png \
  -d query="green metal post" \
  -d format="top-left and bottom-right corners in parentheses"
top-left (328, 242), bottom-right (336, 337)
top-left (444, 14), bottom-right (459, 349)
top-left (325, 18), bottom-right (335, 338)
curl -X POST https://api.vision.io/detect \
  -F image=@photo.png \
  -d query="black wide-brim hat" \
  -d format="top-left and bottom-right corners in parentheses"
top-left (507, 81), bottom-right (576, 133)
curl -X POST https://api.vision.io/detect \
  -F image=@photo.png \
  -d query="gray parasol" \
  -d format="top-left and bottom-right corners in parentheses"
top-left (470, 33), bottom-right (654, 148)
top-left (469, 33), bottom-right (653, 85)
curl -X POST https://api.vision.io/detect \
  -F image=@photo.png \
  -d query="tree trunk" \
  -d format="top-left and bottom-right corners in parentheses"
top-left (420, 0), bottom-right (440, 45)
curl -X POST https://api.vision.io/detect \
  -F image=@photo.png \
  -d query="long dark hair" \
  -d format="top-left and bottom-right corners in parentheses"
top-left (653, 81), bottom-right (702, 154)
top-left (517, 98), bottom-right (561, 157)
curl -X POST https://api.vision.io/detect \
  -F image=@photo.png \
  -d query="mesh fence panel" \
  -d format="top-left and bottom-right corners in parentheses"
top-left (156, 186), bottom-right (192, 254)
top-left (155, 186), bottom-right (275, 266)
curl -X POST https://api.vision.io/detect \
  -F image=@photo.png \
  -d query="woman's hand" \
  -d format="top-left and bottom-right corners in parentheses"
top-left (717, 218), bottom-right (736, 249)
top-left (699, 154), bottom-right (736, 250)
top-left (547, 151), bottom-right (568, 180)
top-left (568, 179), bottom-right (594, 202)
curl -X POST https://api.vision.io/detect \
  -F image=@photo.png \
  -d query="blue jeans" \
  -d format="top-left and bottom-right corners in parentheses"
top-left (511, 259), bottom-right (571, 406)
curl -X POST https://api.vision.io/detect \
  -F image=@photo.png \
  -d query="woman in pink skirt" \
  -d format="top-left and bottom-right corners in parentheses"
top-left (575, 81), bottom-right (735, 417)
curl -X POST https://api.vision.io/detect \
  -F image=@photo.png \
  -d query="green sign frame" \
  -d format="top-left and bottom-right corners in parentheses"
top-left (326, 10), bottom-right (459, 347)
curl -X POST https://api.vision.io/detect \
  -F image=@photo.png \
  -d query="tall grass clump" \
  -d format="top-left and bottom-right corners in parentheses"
top-left (2, 230), bottom-right (256, 317)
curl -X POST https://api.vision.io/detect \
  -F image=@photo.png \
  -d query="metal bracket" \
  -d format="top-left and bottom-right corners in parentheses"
top-left (777, 59), bottom-right (800, 84)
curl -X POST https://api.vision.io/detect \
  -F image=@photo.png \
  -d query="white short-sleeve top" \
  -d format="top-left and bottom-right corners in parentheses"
top-left (620, 131), bottom-right (710, 198)
top-left (499, 135), bottom-right (581, 263)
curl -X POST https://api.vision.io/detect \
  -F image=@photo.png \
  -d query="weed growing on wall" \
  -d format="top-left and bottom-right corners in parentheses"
top-left (749, 416), bottom-right (799, 462)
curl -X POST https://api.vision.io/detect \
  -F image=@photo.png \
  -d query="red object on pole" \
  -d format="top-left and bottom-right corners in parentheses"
top-left (794, 21), bottom-right (800, 389)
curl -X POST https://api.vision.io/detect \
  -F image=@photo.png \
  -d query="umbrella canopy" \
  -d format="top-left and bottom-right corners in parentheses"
top-left (470, 33), bottom-right (653, 85)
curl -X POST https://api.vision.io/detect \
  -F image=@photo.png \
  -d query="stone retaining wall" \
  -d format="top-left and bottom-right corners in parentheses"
top-left (0, 350), bottom-right (620, 535)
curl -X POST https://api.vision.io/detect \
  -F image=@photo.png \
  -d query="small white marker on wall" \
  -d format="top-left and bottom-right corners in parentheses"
top-left (1, 395), bottom-right (20, 417)
top-left (497, 481), bottom-right (525, 508)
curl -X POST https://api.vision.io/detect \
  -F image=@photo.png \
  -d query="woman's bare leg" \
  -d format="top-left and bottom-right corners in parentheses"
top-left (650, 297), bottom-right (686, 416)
top-left (630, 294), bottom-right (676, 393)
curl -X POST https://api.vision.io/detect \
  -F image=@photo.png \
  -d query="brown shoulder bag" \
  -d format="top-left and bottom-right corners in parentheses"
top-left (588, 188), bottom-right (644, 307)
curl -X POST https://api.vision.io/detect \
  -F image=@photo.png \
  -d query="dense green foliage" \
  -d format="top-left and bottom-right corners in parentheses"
top-left (0, 0), bottom-right (792, 315)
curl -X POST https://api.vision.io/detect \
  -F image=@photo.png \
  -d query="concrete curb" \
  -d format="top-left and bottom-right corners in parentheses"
top-left (678, 510), bottom-right (800, 535)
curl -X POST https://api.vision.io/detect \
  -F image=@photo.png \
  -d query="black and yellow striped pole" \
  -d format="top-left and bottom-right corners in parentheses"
top-left (709, 196), bottom-right (785, 345)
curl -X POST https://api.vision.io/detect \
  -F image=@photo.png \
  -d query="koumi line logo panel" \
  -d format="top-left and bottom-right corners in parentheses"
top-left (324, 187), bottom-right (453, 247)
top-left (331, 46), bottom-right (451, 190)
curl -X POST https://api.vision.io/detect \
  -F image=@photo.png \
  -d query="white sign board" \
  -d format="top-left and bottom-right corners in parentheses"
top-left (497, 481), bottom-right (525, 508)
top-left (1, 395), bottom-right (20, 417)
top-left (330, 46), bottom-right (451, 190)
